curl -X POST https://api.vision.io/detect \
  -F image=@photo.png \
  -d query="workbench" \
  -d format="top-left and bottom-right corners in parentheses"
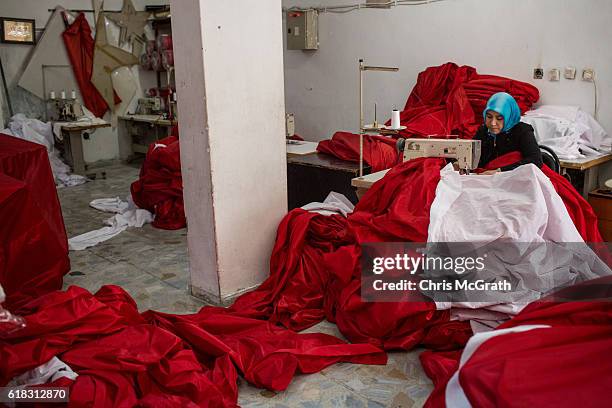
top-left (287, 153), bottom-right (371, 209)
top-left (559, 152), bottom-right (612, 198)
top-left (56, 121), bottom-right (111, 175)
top-left (118, 114), bottom-right (177, 159)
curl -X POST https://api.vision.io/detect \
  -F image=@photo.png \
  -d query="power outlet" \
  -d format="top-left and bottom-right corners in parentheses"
top-left (549, 68), bottom-right (560, 81)
top-left (533, 68), bottom-right (544, 79)
top-left (564, 66), bottom-right (576, 80)
top-left (582, 68), bottom-right (595, 81)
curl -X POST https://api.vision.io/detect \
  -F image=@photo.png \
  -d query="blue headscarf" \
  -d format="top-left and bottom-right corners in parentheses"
top-left (483, 92), bottom-right (521, 133)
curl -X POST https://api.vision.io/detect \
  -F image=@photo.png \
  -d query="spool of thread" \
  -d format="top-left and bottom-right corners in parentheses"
top-left (156, 34), bottom-right (173, 51)
top-left (49, 91), bottom-right (56, 100)
top-left (161, 49), bottom-right (174, 70)
top-left (140, 53), bottom-right (152, 70)
top-left (146, 40), bottom-right (156, 55)
top-left (150, 51), bottom-right (162, 71)
top-left (391, 109), bottom-right (401, 129)
top-left (60, 90), bottom-right (66, 100)
top-left (71, 90), bottom-right (76, 99)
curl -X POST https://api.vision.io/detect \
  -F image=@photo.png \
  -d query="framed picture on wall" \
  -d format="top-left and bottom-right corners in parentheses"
top-left (0, 17), bottom-right (36, 45)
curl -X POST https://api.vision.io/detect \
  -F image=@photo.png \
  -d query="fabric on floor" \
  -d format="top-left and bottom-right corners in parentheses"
top-left (68, 197), bottom-right (153, 251)
top-left (131, 136), bottom-right (185, 230)
top-left (1, 285), bottom-right (386, 407)
top-left (423, 278), bottom-right (612, 408)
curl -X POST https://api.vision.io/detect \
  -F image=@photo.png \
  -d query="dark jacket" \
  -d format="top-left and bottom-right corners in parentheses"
top-left (474, 122), bottom-right (543, 171)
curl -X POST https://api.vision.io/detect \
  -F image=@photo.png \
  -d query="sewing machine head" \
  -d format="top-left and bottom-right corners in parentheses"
top-left (137, 97), bottom-right (162, 115)
top-left (396, 137), bottom-right (481, 171)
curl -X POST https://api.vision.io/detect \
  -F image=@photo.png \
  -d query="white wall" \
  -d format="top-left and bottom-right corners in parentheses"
top-left (0, 0), bottom-right (168, 162)
top-left (282, 0), bottom-right (612, 144)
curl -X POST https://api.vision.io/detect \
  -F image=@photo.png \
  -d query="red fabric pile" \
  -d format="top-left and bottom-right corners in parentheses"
top-left (422, 278), bottom-right (612, 407)
top-left (0, 285), bottom-right (386, 407)
top-left (0, 134), bottom-right (69, 309)
top-left (316, 132), bottom-right (401, 172)
top-left (317, 62), bottom-right (539, 170)
top-left (62, 13), bottom-right (119, 118)
top-left (231, 158), bottom-right (473, 351)
top-left (131, 136), bottom-right (185, 230)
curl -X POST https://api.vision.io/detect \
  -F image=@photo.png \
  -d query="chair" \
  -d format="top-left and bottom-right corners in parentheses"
top-left (539, 145), bottom-right (561, 173)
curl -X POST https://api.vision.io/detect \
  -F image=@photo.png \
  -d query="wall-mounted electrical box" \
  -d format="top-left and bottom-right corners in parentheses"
top-left (286, 10), bottom-right (318, 50)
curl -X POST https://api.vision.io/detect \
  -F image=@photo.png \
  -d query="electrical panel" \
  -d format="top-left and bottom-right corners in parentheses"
top-left (286, 10), bottom-right (318, 50)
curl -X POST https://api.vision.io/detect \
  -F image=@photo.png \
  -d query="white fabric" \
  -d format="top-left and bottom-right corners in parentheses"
top-left (522, 105), bottom-right (611, 160)
top-left (90, 197), bottom-right (130, 213)
top-left (2, 114), bottom-right (87, 187)
top-left (0, 283), bottom-right (4, 303)
top-left (429, 164), bottom-right (582, 243)
top-left (445, 325), bottom-right (550, 408)
top-left (7, 357), bottom-right (78, 387)
top-left (427, 164), bottom-right (611, 325)
top-left (68, 197), bottom-right (153, 251)
top-left (302, 191), bottom-right (355, 217)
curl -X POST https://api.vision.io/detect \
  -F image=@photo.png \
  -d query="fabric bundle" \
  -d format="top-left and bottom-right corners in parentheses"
top-left (131, 136), bottom-right (186, 230)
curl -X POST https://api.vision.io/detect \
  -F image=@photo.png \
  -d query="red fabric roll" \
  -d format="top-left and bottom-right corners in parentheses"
top-left (161, 49), bottom-right (174, 70)
top-left (139, 53), bottom-right (152, 70)
top-left (156, 34), bottom-right (173, 51)
top-left (150, 51), bottom-right (162, 71)
top-left (145, 39), bottom-right (156, 55)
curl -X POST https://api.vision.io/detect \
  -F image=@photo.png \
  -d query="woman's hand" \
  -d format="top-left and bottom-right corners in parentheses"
top-left (480, 168), bottom-right (501, 175)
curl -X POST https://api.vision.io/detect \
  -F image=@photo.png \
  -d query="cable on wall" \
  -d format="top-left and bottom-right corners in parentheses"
top-left (284, 0), bottom-right (449, 14)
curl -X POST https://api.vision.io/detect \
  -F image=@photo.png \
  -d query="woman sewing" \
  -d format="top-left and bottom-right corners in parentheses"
top-left (474, 92), bottom-right (543, 175)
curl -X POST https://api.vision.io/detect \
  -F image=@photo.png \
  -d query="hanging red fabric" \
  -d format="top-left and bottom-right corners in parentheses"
top-left (62, 13), bottom-right (119, 118)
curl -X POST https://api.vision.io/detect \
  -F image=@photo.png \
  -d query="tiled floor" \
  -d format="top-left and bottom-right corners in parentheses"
top-left (57, 162), bottom-right (433, 407)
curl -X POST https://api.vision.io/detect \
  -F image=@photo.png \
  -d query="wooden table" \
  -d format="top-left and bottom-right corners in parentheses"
top-left (560, 152), bottom-right (612, 198)
top-left (351, 169), bottom-right (389, 199)
top-left (352, 152), bottom-right (612, 200)
top-left (287, 153), bottom-right (371, 209)
top-left (58, 121), bottom-right (111, 175)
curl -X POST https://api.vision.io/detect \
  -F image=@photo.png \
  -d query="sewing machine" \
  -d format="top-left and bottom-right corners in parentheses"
top-left (136, 97), bottom-right (162, 115)
top-left (52, 99), bottom-right (84, 122)
top-left (396, 138), bottom-right (482, 171)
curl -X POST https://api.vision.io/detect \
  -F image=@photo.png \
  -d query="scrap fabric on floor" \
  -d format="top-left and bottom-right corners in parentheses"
top-left (68, 197), bottom-right (153, 251)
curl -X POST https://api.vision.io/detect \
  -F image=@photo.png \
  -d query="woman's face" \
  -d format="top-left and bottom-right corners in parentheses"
top-left (485, 110), bottom-right (504, 134)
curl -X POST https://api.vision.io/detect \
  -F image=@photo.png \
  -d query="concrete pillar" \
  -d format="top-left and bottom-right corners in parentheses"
top-left (170, 0), bottom-right (287, 305)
